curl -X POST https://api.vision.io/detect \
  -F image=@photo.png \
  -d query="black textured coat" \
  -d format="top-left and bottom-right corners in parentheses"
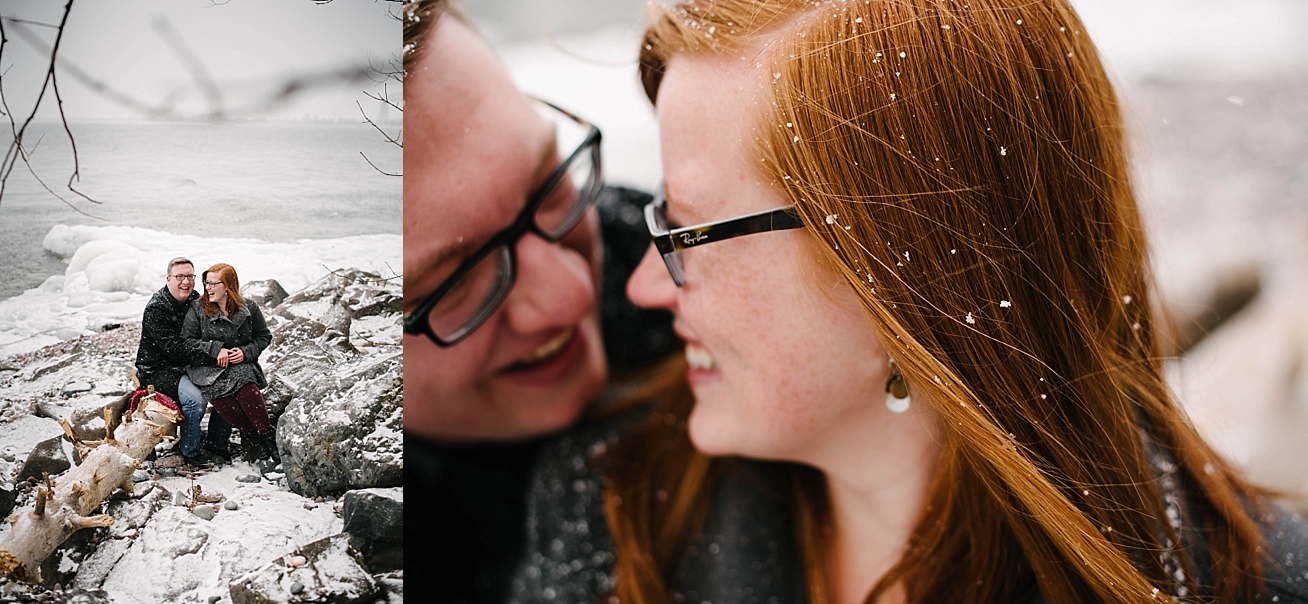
top-left (509, 414), bottom-right (806, 604)
top-left (134, 286), bottom-right (200, 400)
top-left (405, 186), bottom-right (677, 603)
top-left (512, 424), bottom-right (1308, 604)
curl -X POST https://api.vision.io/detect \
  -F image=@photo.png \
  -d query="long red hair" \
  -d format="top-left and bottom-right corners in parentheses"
top-left (200, 263), bottom-right (244, 319)
top-left (604, 1), bottom-right (1270, 603)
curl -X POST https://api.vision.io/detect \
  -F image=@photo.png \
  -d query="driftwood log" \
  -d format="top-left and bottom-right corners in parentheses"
top-left (0, 384), bottom-right (180, 583)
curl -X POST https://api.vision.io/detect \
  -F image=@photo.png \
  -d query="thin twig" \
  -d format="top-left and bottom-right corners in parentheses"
top-left (360, 151), bottom-right (400, 177)
top-left (0, 17), bottom-right (59, 29)
top-left (47, 6), bottom-right (98, 204)
top-left (357, 100), bottom-right (400, 147)
top-left (21, 155), bottom-right (104, 219)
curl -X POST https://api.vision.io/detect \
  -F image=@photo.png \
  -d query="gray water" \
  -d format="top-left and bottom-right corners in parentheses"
top-left (0, 120), bottom-right (401, 300)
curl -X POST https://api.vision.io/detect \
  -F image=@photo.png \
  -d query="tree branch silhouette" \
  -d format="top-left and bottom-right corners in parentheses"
top-left (0, 2), bottom-right (401, 204)
top-left (0, 0), bottom-right (104, 215)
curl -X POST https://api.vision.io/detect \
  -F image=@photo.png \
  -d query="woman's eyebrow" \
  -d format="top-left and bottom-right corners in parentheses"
top-left (663, 186), bottom-right (697, 226)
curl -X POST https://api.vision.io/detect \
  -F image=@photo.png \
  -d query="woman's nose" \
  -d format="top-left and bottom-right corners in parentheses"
top-left (627, 243), bottom-right (679, 312)
top-left (502, 231), bottom-right (596, 334)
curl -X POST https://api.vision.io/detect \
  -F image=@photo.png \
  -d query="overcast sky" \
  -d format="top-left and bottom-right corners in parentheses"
top-left (2, 0), bottom-right (400, 122)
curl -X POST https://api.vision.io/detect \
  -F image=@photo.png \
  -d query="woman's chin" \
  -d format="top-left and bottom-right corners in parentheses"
top-left (686, 407), bottom-right (747, 457)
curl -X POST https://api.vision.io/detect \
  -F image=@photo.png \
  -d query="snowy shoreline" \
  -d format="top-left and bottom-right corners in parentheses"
top-left (0, 225), bottom-right (401, 359)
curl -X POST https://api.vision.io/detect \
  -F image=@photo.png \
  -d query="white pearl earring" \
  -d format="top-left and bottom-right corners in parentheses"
top-left (885, 360), bottom-right (911, 413)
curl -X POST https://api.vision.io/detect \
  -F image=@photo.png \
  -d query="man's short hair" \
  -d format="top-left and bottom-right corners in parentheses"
top-left (167, 257), bottom-right (194, 275)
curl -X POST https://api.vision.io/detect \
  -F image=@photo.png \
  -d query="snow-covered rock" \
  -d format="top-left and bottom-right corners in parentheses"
top-left (228, 533), bottom-right (377, 604)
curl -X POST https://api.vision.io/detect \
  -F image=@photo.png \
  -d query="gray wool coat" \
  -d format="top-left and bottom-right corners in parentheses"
top-left (182, 299), bottom-right (272, 400)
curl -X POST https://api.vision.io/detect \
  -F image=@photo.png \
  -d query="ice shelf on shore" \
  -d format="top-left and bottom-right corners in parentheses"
top-left (0, 224), bottom-right (400, 358)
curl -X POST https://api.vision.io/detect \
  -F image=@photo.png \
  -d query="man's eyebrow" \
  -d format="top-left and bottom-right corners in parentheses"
top-left (409, 239), bottom-right (479, 294)
top-left (529, 120), bottom-right (559, 192)
top-left (407, 118), bottom-right (558, 293)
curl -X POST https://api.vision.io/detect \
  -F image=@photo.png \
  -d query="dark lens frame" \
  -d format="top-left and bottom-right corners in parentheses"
top-left (404, 107), bottom-right (603, 347)
top-left (644, 189), bottom-right (805, 287)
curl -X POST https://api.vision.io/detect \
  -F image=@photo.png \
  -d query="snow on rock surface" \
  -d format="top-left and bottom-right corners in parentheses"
top-left (0, 266), bottom-right (403, 599)
top-left (229, 533), bottom-right (378, 604)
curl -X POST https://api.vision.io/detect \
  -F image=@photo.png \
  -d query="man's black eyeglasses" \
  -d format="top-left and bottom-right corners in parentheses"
top-left (644, 187), bottom-right (805, 286)
top-left (404, 100), bottom-right (603, 347)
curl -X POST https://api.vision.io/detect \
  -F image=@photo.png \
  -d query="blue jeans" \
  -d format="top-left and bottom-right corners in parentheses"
top-left (177, 375), bottom-right (232, 457)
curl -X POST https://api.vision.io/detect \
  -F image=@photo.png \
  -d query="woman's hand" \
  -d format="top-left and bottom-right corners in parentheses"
top-left (228, 347), bottom-right (245, 364)
top-left (217, 348), bottom-right (230, 368)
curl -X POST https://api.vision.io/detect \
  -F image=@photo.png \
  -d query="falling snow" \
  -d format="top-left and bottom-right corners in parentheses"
top-left (965, 312), bottom-right (975, 324)
top-left (1000, 300), bottom-right (1011, 308)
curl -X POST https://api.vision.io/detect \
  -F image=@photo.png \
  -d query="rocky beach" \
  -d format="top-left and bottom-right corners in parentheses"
top-left (0, 269), bottom-right (403, 603)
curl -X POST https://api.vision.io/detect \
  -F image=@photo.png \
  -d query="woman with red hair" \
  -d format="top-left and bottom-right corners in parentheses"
top-left (507, 0), bottom-right (1308, 602)
top-left (183, 263), bottom-right (277, 464)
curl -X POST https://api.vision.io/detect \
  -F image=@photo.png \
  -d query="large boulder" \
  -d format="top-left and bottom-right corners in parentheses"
top-left (17, 435), bottom-right (71, 482)
top-left (261, 336), bottom-right (355, 421)
top-left (278, 353), bottom-right (401, 498)
top-left (228, 533), bottom-right (378, 604)
top-left (342, 487), bottom-right (402, 573)
top-left (242, 279), bottom-right (290, 310)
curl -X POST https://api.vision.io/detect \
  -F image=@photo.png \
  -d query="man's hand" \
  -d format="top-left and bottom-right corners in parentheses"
top-left (228, 348), bottom-right (245, 364)
top-left (217, 348), bottom-right (230, 368)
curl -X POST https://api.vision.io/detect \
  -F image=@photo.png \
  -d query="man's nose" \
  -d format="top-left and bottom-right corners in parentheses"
top-left (627, 243), bottom-right (679, 312)
top-left (502, 232), bottom-right (596, 334)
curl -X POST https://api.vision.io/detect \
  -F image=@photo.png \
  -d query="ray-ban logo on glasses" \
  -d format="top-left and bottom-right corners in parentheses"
top-left (679, 230), bottom-right (708, 246)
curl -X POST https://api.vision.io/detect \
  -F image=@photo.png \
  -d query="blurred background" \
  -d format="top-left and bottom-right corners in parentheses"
top-left (465, 0), bottom-right (1308, 510)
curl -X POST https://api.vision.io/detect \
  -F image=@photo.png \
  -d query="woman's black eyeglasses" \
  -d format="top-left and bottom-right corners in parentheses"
top-left (643, 187), bottom-right (805, 286)
top-left (404, 100), bottom-right (603, 347)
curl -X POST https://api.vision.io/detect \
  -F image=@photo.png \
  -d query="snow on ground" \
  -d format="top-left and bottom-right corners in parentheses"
top-left (0, 225), bottom-right (400, 358)
top-left (90, 464), bottom-right (343, 604)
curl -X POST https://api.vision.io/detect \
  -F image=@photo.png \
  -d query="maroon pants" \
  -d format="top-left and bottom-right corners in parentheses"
top-left (209, 383), bottom-right (272, 435)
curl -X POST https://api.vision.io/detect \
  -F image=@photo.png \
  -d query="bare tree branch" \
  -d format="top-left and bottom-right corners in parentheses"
top-left (152, 16), bottom-right (224, 120)
top-left (363, 87), bottom-right (402, 115)
top-left (6, 19), bottom-right (168, 117)
top-left (0, 1), bottom-right (399, 206)
top-left (360, 151), bottom-right (400, 177)
top-left (0, 17), bottom-right (59, 30)
top-left (357, 98), bottom-right (400, 148)
top-left (0, 0), bottom-right (103, 210)
top-left (20, 152), bottom-right (101, 218)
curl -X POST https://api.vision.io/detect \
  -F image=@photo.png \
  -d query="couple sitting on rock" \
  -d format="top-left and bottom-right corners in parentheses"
top-left (134, 257), bottom-right (277, 470)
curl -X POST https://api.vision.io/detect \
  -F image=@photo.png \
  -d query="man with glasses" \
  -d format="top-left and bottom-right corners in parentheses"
top-left (404, 2), bottom-right (672, 601)
top-left (134, 257), bottom-right (231, 470)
